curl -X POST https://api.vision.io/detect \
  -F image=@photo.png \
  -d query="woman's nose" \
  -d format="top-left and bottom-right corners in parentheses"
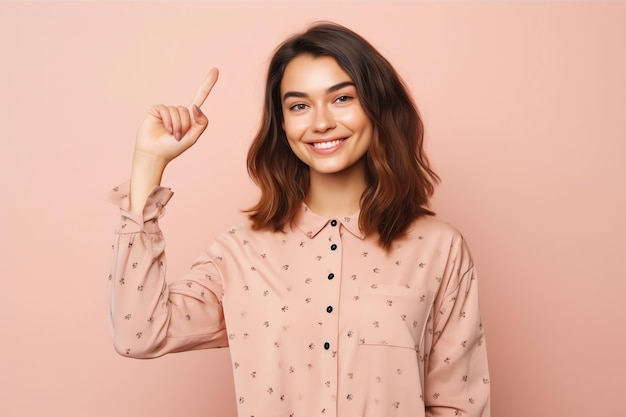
top-left (312, 106), bottom-right (336, 132)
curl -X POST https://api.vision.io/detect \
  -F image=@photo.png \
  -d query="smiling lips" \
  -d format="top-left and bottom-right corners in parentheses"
top-left (310, 138), bottom-right (346, 150)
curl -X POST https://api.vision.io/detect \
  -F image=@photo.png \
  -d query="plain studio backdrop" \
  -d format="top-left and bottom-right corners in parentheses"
top-left (0, 1), bottom-right (624, 417)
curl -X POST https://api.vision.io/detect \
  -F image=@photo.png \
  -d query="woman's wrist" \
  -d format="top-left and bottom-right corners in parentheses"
top-left (129, 151), bottom-right (168, 214)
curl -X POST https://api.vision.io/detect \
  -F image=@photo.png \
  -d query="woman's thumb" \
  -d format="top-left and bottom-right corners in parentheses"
top-left (192, 104), bottom-right (208, 127)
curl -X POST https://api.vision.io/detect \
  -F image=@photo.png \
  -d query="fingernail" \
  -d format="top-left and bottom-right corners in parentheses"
top-left (175, 132), bottom-right (181, 141)
top-left (193, 104), bottom-right (204, 118)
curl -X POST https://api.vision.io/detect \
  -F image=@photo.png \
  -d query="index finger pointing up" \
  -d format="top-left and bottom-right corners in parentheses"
top-left (190, 67), bottom-right (219, 108)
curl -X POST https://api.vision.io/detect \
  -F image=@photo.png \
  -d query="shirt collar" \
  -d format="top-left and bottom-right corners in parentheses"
top-left (293, 203), bottom-right (364, 240)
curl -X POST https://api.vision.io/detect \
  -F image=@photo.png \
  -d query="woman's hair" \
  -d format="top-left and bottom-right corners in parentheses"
top-left (246, 21), bottom-right (439, 248)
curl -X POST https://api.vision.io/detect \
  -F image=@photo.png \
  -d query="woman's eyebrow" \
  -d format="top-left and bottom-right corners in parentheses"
top-left (282, 81), bottom-right (356, 101)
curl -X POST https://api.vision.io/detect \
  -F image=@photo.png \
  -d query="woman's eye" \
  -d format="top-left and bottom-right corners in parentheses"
top-left (335, 95), bottom-right (352, 103)
top-left (290, 103), bottom-right (307, 111)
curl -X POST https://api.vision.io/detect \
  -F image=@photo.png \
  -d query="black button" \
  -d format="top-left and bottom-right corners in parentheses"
top-left (324, 342), bottom-right (330, 350)
top-left (330, 244), bottom-right (337, 251)
top-left (327, 273), bottom-right (334, 280)
top-left (330, 219), bottom-right (338, 227)
top-left (326, 306), bottom-right (333, 313)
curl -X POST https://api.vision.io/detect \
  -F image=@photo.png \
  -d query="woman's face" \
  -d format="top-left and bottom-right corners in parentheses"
top-left (280, 54), bottom-right (373, 177)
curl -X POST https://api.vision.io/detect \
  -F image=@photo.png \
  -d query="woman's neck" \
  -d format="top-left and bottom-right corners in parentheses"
top-left (304, 159), bottom-right (367, 219)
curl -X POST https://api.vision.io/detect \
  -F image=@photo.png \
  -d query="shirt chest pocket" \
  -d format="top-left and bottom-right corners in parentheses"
top-left (359, 284), bottom-right (433, 350)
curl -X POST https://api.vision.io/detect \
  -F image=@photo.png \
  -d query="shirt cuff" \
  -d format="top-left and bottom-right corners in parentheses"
top-left (106, 181), bottom-right (174, 234)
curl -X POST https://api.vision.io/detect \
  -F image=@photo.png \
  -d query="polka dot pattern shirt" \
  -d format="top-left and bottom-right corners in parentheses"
top-left (107, 182), bottom-right (490, 417)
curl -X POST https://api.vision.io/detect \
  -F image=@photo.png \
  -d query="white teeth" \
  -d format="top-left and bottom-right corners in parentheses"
top-left (313, 139), bottom-right (343, 149)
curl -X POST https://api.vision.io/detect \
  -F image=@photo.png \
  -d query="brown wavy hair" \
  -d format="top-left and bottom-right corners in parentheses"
top-left (246, 22), bottom-right (439, 248)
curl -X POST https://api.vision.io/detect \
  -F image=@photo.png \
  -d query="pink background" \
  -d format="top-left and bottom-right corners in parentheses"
top-left (1, 1), bottom-right (624, 416)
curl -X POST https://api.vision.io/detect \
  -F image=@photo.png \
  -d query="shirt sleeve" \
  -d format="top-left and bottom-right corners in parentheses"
top-left (424, 234), bottom-right (491, 417)
top-left (106, 182), bottom-right (228, 358)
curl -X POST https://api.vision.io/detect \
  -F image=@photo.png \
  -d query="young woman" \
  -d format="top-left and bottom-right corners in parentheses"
top-left (107, 22), bottom-right (490, 417)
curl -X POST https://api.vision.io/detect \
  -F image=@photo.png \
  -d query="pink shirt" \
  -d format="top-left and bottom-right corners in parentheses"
top-left (107, 182), bottom-right (490, 417)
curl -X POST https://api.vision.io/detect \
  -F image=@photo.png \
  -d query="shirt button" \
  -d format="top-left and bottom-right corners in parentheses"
top-left (327, 273), bottom-right (334, 280)
top-left (330, 219), bottom-right (338, 227)
top-left (324, 342), bottom-right (330, 350)
top-left (330, 244), bottom-right (337, 251)
top-left (326, 306), bottom-right (333, 313)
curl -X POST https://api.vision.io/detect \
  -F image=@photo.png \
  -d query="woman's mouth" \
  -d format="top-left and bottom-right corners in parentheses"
top-left (312, 139), bottom-right (345, 150)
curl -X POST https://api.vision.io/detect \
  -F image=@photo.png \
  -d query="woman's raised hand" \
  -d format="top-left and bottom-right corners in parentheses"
top-left (128, 68), bottom-right (219, 214)
top-left (134, 68), bottom-right (219, 165)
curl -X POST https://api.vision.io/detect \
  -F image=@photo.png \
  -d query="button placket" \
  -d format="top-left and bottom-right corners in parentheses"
top-left (319, 219), bottom-right (342, 404)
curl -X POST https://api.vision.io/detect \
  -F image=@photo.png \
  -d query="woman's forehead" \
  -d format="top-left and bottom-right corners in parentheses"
top-left (280, 55), bottom-right (354, 96)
